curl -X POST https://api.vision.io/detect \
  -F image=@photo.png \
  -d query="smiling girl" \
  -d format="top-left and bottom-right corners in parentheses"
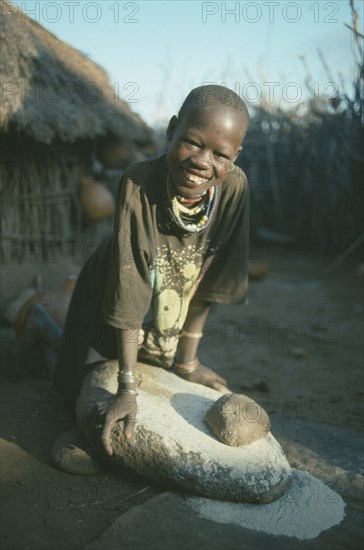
top-left (52, 85), bottom-right (250, 456)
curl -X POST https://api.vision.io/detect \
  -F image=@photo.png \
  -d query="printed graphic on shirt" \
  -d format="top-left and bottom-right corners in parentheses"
top-left (139, 243), bottom-right (217, 368)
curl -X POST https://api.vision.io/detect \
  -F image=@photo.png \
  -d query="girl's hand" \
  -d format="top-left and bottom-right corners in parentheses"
top-left (97, 393), bottom-right (137, 456)
top-left (177, 364), bottom-right (229, 392)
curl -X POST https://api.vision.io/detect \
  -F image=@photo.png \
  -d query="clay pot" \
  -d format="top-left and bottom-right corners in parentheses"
top-left (16, 277), bottom-right (77, 336)
top-left (248, 262), bottom-right (270, 280)
top-left (96, 134), bottom-right (134, 169)
top-left (79, 177), bottom-right (115, 222)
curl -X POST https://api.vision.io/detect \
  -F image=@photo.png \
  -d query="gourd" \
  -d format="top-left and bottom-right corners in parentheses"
top-left (79, 177), bottom-right (115, 222)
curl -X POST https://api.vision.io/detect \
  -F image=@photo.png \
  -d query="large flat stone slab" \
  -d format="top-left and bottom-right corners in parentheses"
top-left (76, 362), bottom-right (292, 503)
top-left (271, 418), bottom-right (364, 499)
top-left (86, 471), bottom-right (347, 550)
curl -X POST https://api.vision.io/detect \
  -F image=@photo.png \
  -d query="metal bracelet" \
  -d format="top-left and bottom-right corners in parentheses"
top-left (119, 389), bottom-right (138, 395)
top-left (174, 357), bottom-right (200, 374)
top-left (119, 371), bottom-right (135, 380)
top-left (179, 330), bottom-right (203, 339)
top-left (119, 386), bottom-right (137, 393)
top-left (119, 373), bottom-right (136, 384)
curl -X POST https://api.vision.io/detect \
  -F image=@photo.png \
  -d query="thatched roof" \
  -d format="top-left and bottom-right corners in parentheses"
top-left (0, 1), bottom-right (152, 145)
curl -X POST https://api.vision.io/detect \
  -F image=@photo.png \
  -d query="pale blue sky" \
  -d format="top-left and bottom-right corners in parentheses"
top-left (10, 0), bottom-right (363, 125)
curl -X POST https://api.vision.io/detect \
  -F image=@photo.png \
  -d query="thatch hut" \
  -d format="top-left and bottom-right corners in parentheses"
top-left (0, 1), bottom-right (154, 308)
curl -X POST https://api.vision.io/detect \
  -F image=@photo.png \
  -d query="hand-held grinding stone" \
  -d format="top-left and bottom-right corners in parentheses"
top-left (204, 393), bottom-right (271, 446)
top-left (76, 361), bottom-right (292, 503)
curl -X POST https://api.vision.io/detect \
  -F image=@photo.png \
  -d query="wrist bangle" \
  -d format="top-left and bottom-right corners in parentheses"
top-left (118, 388), bottom-right (138, 395)
top-left (119, 382), bottom-right (137, 390)
top-left (119, 372), bottom-right (136, 382)
top-left (174, 358), bottom-right (200, 374)
top-left (179, 330), bottom-right (203, 339)
top-left (119, 371), bottom-right (135, 378)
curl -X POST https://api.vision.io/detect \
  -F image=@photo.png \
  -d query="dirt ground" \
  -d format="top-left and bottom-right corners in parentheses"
top-left (1, 246), bottom-right (363, 550)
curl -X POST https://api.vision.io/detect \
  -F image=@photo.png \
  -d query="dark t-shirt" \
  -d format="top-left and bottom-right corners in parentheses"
top-left (53, 154), bottom-right (249, 401)
top-left (102, 153), bottom-right (249, 365)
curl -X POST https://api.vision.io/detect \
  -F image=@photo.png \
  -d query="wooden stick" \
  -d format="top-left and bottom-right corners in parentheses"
top-left (323, 233), bottom-right (364, 273)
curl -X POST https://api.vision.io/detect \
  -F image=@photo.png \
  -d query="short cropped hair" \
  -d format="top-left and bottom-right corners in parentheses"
top-left (178, 85), bottom-right (250, 127)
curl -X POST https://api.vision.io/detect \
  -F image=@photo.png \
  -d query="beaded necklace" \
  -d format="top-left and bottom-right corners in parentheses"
top-left (178, 193), bottom-right (206, 204)
top-left (166, 172), bottom-right (218, 234)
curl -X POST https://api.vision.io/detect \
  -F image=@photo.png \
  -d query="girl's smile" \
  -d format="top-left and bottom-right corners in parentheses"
top-left (166, 104), bottom-right (247, 198)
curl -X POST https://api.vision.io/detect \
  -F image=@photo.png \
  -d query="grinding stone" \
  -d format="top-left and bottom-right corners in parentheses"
top-left (76, 361), bottom-right (292, 503)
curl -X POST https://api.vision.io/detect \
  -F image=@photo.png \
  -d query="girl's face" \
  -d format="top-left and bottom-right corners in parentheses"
top-left (166, 104), bottom-right (246, 198)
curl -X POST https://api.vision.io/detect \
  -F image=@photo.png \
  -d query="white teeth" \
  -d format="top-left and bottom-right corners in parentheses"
top-left (183, 170), bottom-right (209, 184)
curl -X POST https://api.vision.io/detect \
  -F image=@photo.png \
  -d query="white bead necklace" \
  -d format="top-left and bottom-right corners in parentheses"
top-left (166, 172), bottom-right (218, 234)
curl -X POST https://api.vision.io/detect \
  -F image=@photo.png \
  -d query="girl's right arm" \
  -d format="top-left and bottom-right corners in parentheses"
top-left (100, 327), bottom-right (139, 455)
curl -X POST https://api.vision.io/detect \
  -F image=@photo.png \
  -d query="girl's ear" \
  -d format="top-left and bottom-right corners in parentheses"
top-left (166, 116), bottom-right (178, 142)
top-left (233, 146), bottom-right (243, 162)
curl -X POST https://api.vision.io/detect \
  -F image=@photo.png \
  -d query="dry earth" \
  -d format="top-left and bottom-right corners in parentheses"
top-left (1, 247), bottom-right (363, 549)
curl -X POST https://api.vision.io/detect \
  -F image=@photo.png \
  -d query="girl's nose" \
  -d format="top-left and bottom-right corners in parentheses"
top-left (191, 151), bottom-right (223, 178)
top-left (190, 150), bottom-right (212, 170)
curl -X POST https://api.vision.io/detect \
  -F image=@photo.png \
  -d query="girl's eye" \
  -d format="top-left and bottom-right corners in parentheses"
top-left (214, 152), bottom-right (229, 160)
top-left (184, 139), bottom-right (200, 147)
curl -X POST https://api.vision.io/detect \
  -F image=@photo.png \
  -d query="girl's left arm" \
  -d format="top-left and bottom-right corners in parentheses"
top-left (176, 298), bottom-right (210, 364)
top-left (174, 298), bottom-right (228, 391)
